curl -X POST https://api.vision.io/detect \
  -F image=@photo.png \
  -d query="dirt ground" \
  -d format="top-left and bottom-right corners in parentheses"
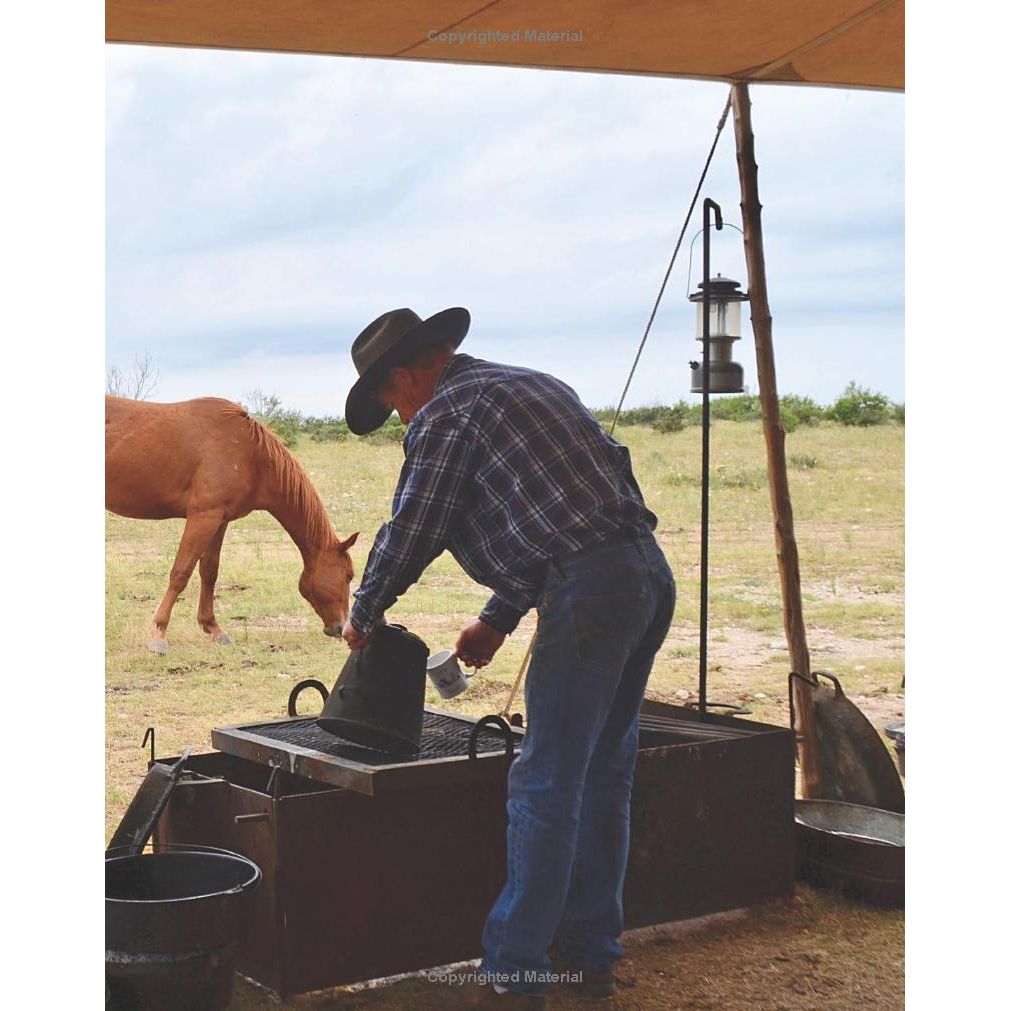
top-left (230, 885), bottom-right (903, 1010)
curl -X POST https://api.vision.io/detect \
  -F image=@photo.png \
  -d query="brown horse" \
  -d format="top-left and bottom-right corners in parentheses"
top-left (106, 395), bottom-right (358, 653)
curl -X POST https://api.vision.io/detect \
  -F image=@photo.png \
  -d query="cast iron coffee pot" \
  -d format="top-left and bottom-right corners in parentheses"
top-left (290, 624), bottom-right (430, 753)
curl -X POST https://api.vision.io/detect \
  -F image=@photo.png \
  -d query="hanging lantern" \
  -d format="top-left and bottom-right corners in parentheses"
top-left (689, 274), bottom-right (749, 394)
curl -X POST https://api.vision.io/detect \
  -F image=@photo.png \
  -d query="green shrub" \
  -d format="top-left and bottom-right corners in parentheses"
top-left (651, 404), bottom-right (690, 434)
top-left (892, 403), bottom-right (905, 425)
top-left (615, 405), bottom-right (672, 427)
top-left (306, 416), bottom-right (350, 443)
top-left (789, 454), bottom-right (819, 470)
top-left (826, 383), bottom-right (893, 427)
top-left (780, 394), bottom-right (824, 427)
top-left (779, 405), bottom-right (798, 433)
top-left (709, 394), bottom-right (763, 423)
top-left (244, 390), bottom-right (303, 447)
top-left (593, 403), bottom-right (701, 431)
top-left (264, 411), bottom-right (302, 448)
top-left (593, 393), bottom-right (828, 433)
top-left (361, 416), bottom-right (407, 444)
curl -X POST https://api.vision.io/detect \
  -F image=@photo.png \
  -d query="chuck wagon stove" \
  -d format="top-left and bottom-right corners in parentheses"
top-left (152, 699), bottom-right (794, 997)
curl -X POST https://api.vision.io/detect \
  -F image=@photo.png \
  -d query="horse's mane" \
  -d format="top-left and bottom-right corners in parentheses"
top-left (219, 402), bottom-right (337, 548)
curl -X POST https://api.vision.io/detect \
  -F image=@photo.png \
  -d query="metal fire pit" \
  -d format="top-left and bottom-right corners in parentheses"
top-left (154, 699), bottom-right (796, 996)
top-left (212, 707), bottom-right (520, 795)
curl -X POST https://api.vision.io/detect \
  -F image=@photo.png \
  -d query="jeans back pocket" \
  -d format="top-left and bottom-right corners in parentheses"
top-left (570, 590), bottom-right (647, 670)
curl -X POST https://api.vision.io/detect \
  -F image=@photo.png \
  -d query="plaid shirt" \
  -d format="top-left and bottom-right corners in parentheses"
top-left (349, 354), bottom-right (658, 637)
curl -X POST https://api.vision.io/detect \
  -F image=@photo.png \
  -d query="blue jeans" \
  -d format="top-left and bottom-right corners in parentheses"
top-left (480, 535), bottom-right (676, 997)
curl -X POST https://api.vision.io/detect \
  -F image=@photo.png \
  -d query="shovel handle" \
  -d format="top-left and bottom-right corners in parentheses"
top-left (288, 679), bottom-right (329, 717)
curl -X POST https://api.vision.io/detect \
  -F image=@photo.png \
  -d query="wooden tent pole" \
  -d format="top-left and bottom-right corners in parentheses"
top-left (730, 82), bottom-right (821, 797)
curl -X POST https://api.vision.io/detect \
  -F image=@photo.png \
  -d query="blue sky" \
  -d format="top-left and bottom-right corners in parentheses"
top-left (106, 46), bottom-right (904, 415)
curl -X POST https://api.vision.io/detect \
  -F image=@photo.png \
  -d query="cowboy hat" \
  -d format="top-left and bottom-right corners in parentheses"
top-left (344, 307), bottom-right (470, 435)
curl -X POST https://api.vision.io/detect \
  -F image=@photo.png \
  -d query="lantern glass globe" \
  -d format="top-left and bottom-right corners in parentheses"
top-left (696, 298), bottom-right (742, 340)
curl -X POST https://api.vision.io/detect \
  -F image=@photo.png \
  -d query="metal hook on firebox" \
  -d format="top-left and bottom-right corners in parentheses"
top-left (468, 715), bottom-right (516, 761)
top-left (687, 701), bottom-right (752, 716)
top-left (142, 727), bottom-right (155, 764)
top-left (266, 757), bottom-right (284, 799)
top-left (288, 679), bottom-right (329, 717)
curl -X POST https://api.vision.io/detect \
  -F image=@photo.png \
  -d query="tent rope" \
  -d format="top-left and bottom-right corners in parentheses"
top-left (498, 88), bottom-right (734, 720)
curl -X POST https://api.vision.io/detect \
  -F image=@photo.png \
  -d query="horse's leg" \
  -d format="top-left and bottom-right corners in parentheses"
top-left (148, 512), bottom-right (225, 654)
top-left (197, 522), bottom-right (232, 645)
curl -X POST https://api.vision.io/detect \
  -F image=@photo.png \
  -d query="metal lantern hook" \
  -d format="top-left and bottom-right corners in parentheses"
top-left (684, 222), bottom-right (744, 299)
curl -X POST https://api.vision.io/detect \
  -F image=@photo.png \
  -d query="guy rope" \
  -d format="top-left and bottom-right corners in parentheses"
top-left (499, 90), bottom-right (735, 719)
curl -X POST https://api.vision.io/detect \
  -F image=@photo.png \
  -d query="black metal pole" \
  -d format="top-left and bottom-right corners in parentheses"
top-left (699, 198), bottom-right (723, 713)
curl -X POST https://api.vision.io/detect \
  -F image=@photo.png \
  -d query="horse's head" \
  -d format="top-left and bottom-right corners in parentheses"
top-left (299, 531), bottom-right (359, 636)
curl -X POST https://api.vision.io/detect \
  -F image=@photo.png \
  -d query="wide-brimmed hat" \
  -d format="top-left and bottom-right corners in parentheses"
top-left (344, 307), bottom-right (470, 435)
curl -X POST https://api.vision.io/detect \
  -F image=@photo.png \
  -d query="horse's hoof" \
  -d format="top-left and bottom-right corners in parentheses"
top-left (148, 640), bottom-right (169, 654)
top-left (213, 633), bottom-right (233, 646)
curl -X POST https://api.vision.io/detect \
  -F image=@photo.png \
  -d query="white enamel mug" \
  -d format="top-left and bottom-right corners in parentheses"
top-left (426, 650), bottom-right (472, 700)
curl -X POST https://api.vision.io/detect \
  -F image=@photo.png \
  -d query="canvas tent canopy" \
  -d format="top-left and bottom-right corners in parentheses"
top-left (106, 0), bottom-right (904, 92)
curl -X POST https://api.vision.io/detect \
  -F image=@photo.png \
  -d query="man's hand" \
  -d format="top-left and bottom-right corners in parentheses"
top-left (342, 615), bottom-right (385, 651)
top-left (455, 618), bottom-right (505, 669)
top-left (342, 622), bottom-right (371, 650)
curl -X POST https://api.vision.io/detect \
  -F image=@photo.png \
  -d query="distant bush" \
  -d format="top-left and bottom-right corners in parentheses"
top-left (892, 403), bottom-right (905, 425)
top-left (826, 383), bottom-right (893, 427)
top-left (595, 393), bottom-right (835, 434)
top-left (245, 389), bottom-right (303, 447)
top-left (617, 405), bottom-right (674, 427)
top-left (779, 406), bottom-right (798, 433)
top-left (305, 416), bottom-right (350, 443)
top-left (362, 416), bottom-right (407, 444)
top-left (780, 394), bottom-right (824, 427)
top-left (264, 410), bottom-right (303, 448)
top-left (651, 404), bottom-right (691, 434)
top-left (709, 394), bottom-right (763, 423)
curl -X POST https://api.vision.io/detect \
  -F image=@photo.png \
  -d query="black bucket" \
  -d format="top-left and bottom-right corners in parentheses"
top-left (105, 844), bottom-right (261, 1010)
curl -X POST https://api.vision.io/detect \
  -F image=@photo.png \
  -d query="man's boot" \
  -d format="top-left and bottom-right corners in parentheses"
top-left (549, 947), bottom-right (618, 999)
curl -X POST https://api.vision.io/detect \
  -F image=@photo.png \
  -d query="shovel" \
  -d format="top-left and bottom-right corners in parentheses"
top-left (789, 671), bottom-right (904, 814)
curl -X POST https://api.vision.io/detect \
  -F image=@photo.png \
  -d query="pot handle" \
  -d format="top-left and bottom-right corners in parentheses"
top-left (468, 714), bottom-right (516, 761)
top-left (288, 679), bottom-right (330, 717)
top-left (788, 669), bottom-right (842, 733)
top-left (812, 670), bottom-right (843, 694)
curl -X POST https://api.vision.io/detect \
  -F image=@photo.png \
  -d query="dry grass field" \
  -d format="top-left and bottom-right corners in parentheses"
top-left (105, 416), bottom-right (904, 1008)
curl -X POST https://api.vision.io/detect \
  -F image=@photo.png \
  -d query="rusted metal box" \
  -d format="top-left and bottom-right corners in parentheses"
top-left (153, 700), bottom-right (794, 996)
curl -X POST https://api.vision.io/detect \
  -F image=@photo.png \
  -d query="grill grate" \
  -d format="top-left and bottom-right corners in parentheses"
top-left (241, 712), bottom-right (519, 767)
